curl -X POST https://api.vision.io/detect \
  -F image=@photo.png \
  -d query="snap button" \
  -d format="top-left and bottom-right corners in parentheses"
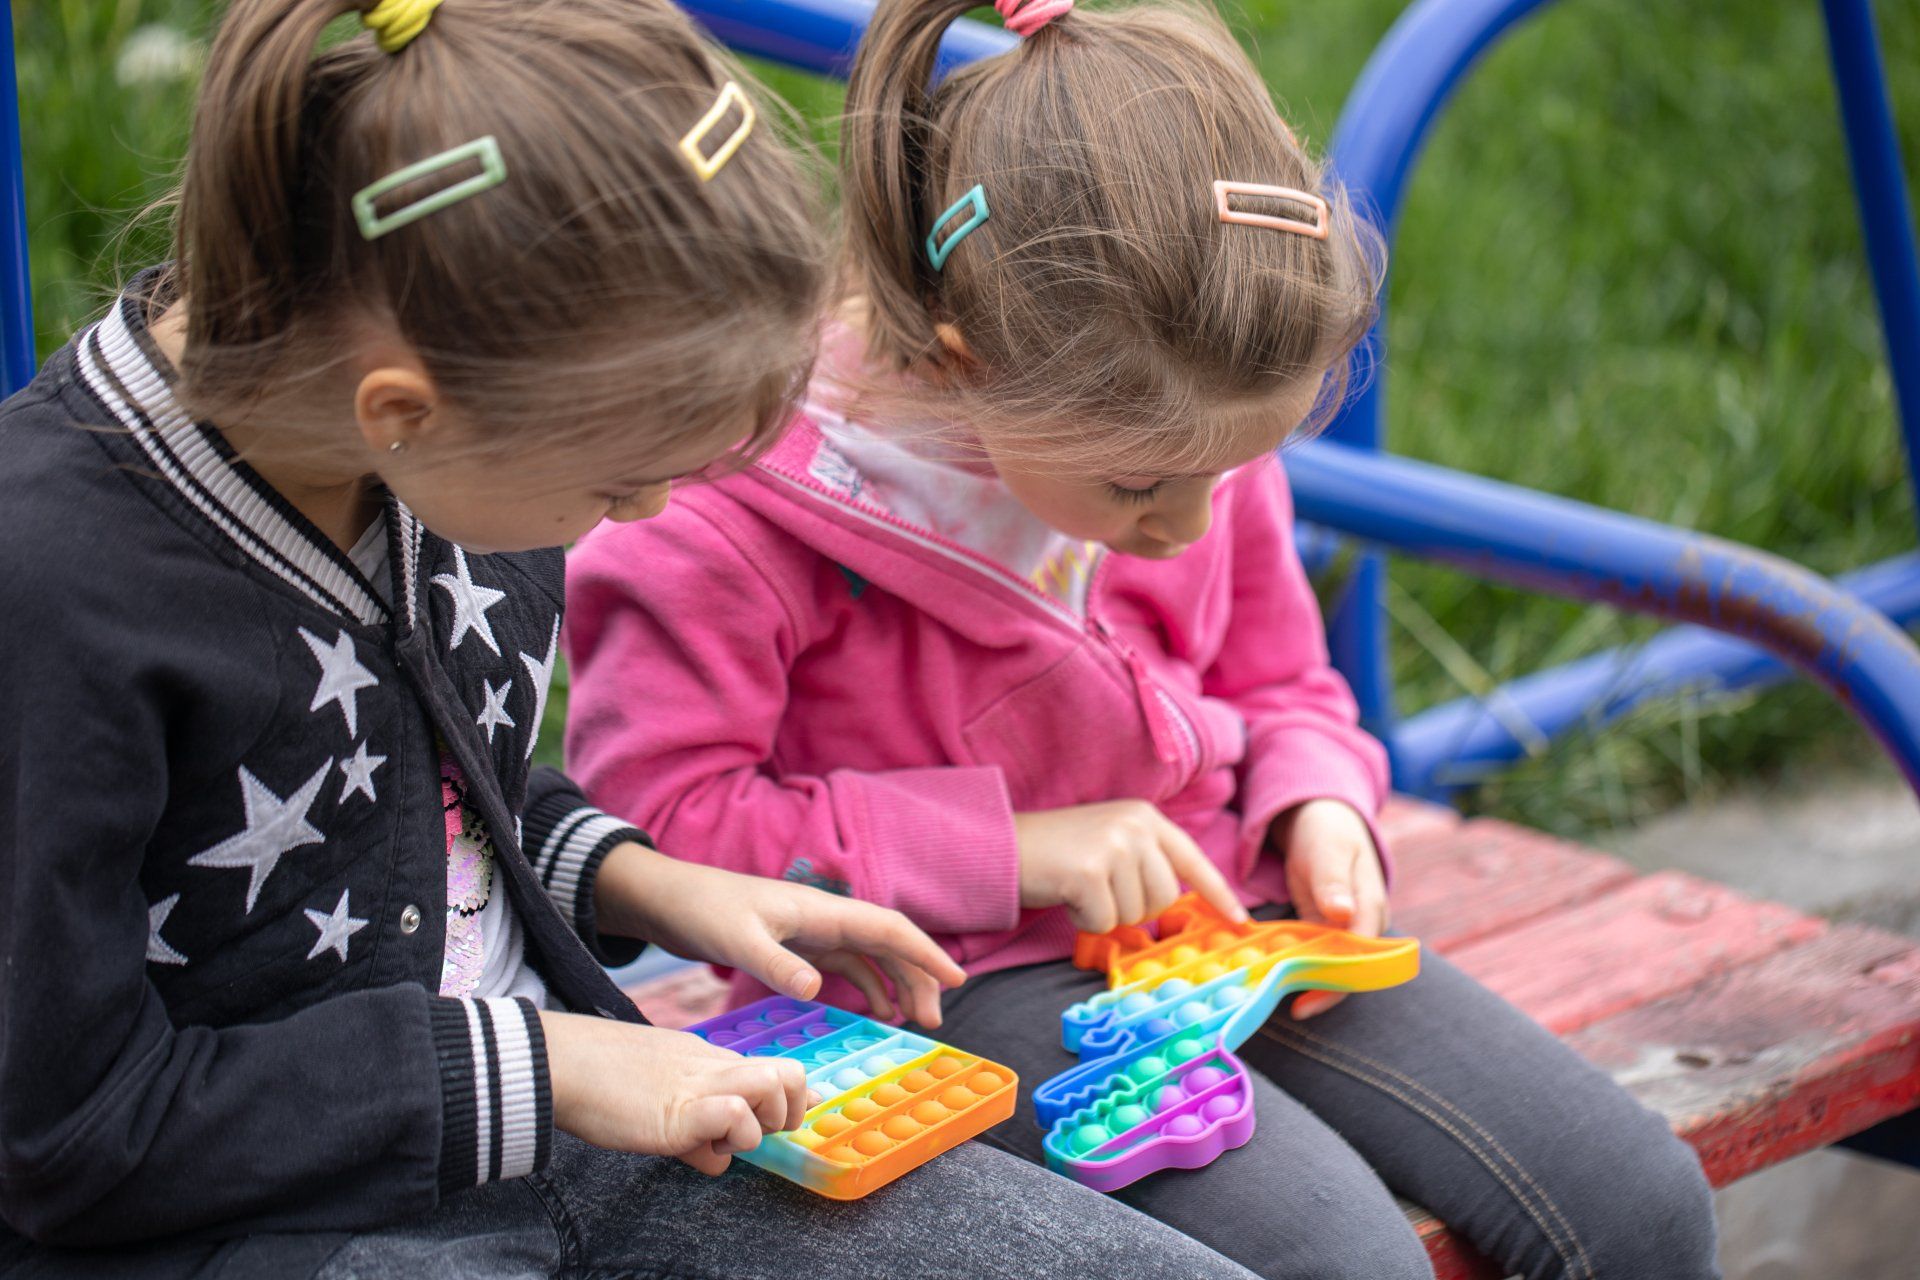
top-left (400, 904), bottom-right (422, 934)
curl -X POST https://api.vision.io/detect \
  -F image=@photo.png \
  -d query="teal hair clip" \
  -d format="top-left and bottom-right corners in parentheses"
top-left (352, 136), bottom-right (508, 241)
top-left (925, 184), bottom-right (990, 272)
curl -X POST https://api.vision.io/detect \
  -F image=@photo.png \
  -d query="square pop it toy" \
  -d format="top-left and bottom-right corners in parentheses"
top-left (686, 996), bottom-right (1018, 1200)
top-left (1034, 894), bottom-right (1420, 1192)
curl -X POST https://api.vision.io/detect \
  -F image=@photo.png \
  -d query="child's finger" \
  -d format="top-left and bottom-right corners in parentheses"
top-left (1156, 823), bottom-right (1248, 923)
top-left (677, 1141), bottom-right (732, 1177)
top-left (817, 952), bottom-right (897, 1022)
top-left (685, 1092), bottom-right (762, 1162)
top-left (735, 927), bottom-right (823, 1002)
top-left (874, 952), bottom-right (946, 1029)
top-left (721, 1058), bottom-right (802, 1136)
top-left (1110, 855), bottom-right (1147, 928)
top-left (1070, 881), bottom-right (1119, 936)
top-left (840, 905), bottom-right (967, 989)
top-left (1305, 854), bottom-right (1356, 927)
top-left (1140, 849), bottom-right (1181, 921)
top-left (1292, 991), bottom-right (1346, 1020)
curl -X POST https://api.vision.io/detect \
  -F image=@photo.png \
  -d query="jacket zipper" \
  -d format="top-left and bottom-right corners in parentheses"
top-left (764, 456), bottom-right (1204, 786)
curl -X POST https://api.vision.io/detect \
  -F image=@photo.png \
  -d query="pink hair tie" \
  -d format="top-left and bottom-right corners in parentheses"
top-left (995, 0), bottom-right (1073, 38)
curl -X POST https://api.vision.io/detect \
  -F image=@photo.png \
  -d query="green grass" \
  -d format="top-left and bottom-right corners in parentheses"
top-left (16, 1), bottom-right (1919, 836)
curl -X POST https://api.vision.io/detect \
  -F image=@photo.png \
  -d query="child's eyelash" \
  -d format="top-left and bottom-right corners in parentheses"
top-left (1107, 483), bottom-right (1162, 505)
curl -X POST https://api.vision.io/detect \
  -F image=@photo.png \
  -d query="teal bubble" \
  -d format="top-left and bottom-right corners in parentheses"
top-left (1128, 1055), bottom-right (1170, 1083)
top-left (1071, 1124), bottom-right (1112, 1156)
top-left (1170, 1038), bottom-right (1205, 1063)
top-left (1110, 1104), bottom-right (1151, 1130)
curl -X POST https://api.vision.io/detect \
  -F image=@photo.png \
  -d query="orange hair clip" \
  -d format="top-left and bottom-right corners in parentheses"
top-left (1212, 180), bottom-right (1328, 240)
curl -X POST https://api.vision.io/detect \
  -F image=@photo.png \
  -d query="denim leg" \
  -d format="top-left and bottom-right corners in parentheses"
top-left (533, 1132), bottom-right (1258, 1279)
top-left (1243, 949), bottom-right (1721, 1280)
top-left (937, 961), bottom-right (1434, 1280)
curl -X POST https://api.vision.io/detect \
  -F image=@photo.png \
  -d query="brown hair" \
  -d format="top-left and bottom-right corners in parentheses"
top-left (167, 0), bottom-right (828, 476)
top-left (840, 0), bottom-right (1381, 476)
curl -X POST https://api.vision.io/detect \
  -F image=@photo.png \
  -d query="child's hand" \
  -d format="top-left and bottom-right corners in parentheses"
top-left (595, 845), bottom-right (967, 1026)
top-left (538, 1012), bottom-right (813, 1175)
top-left (1271, 799), bottom-right (1389, 1019)
top-left (1015, 801), bottom-right (1248, 934)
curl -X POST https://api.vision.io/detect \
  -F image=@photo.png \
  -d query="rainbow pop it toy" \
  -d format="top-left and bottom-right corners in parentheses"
top-left (1034, 894), bottom-right (1420, 1192)
top-left (686, 996), bottom-right (1018, 1200)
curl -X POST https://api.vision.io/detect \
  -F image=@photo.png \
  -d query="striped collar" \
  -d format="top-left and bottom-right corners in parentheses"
top-left (74, 289), bottom-right (427, 630)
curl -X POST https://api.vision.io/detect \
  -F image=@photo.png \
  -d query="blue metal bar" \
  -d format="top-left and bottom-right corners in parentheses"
top-left (1285, 439), bottom-right (1920, 794)
top-left (677, 0), bottom-right (1013, 81)
top-left (1393, 551), bottom-right (1920, 796)
top-left (0, 13), bottom-right (34, 397)
top-left (1318, 0), bottom-right (1556, 733)
top-left (1819, 0), bottom-right (1920, 533)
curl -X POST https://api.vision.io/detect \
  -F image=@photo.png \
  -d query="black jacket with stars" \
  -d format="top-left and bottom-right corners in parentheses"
top-left (0, 283), bottom-right (657, 1247)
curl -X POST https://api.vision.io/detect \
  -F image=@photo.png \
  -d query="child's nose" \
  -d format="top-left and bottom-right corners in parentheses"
top-left (1142, 495), bottom-right (1213, 547)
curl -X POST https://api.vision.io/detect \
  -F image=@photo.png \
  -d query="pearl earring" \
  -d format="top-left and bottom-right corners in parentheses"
top-left (388, 440), bottom-right (407, 454)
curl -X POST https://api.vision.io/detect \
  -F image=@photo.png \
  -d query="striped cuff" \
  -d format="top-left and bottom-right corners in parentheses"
top-left (429, 996), bottom-right (552, 1195)
top-left (530, 804), bottom-right (647, 967)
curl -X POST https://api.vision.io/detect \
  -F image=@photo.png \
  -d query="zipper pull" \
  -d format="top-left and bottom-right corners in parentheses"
top-left (1105, 627), bottom-right (1182, 766)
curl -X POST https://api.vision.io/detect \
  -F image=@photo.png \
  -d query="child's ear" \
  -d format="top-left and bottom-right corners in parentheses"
top-left (933, 320), bottom-right (976, 367)
top-left (353, 363), bottom-right (440, 457)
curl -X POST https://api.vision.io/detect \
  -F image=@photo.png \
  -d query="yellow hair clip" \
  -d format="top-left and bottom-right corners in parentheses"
top-left (363, 0), bottom-right (443, 55)
top-left (679, 81), bottom-right (756, 182)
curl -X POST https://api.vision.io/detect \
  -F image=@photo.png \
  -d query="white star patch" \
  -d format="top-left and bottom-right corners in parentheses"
top-left (299, 628), bottom-right (378, 738)
top-left (187, 760), bottom-right (332, 913)
top-left (518, 616), bottom-right (560, 760)
top-left (147, 893), bottom-right (188, 966)
top-left (303, 888), bottom-right (369, 963)
top-left (339, 740), bottom-right (387, 805)
top-left (477, 677), bottom-right (516, 744)
top-left (432, 547), bottom-right (507, 655)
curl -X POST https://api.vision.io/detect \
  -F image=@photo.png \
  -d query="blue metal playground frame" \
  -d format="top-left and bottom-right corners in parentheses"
top-left (1, 0), bottom-right (1918, 804)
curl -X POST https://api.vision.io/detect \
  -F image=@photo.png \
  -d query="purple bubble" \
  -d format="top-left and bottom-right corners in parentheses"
top-left (803, 1022), bottom-right (833, 1039)
top-left (709, 1030), bottom-right (741, 1047)
top-left (1201, 1093), bottom-right (1243, 1122)
top-left (775, 1034), bottom-right (808, 1048)
top-left (1184, 1066), bottom-right (1228, 1094)
top-left (1150, 1085), bottom-right (1186, 1113)
top-left (1164, 1114), bottom-right (1204, 1138)
top-left (1142, 1017), bottom-right (1178, 1039)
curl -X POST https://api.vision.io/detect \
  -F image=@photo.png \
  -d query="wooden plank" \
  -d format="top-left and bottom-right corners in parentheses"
top-left (1378, 795), bottom-right (1461, 846)
top-left (1389, 818), bottom-right (1638, 953)
top-left (1446, 871), bottom-right (1826, 1035)
top-left (1565, 924), bottom-right (1920, 1186)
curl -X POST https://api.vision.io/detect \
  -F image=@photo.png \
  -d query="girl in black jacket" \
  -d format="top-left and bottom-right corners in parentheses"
top-left (0, 3), bottom-right (1255, 1277)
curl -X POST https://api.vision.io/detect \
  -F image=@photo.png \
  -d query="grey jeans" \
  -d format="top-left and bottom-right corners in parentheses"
top-left (0, 1133), bottom-right (1257, 1280)
top-left (933, 928), bottom-right (1722, 1280)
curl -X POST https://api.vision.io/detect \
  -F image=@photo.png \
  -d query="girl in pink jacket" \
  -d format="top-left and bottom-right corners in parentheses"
top-left (566, 1), bottom-right (1719, 1277)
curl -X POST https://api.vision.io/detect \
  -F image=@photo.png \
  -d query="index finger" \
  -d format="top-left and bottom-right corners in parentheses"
top-left (1154, 818), bottom-right (1249, 923)
top-left (841, 906), bottom-right (968, 989)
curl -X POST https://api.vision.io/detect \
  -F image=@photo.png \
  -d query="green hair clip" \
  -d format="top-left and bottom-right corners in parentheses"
top-left (351, 136), bottom-right (508, 241)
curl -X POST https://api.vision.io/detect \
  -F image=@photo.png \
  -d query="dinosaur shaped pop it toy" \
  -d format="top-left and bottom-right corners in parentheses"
top-left (686, 995), bottom-right (1018, 1200)
top-left (1034, 894), bottom-right (1420, 1192)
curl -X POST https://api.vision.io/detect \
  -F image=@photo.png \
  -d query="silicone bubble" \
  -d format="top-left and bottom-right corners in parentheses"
top-left (1195, 961), bottom-right (1229, 982)
top-left (1169, 1038), bottom-right (1205, 1064)
top-left (1150, 1085), bottom-right (1186, 1112)
top-left (1155, 978), bottom-right (1194, 1000)
top-left (1131, 960), bottom-right (1165, 981)
top-left (1110, 1104), bottom-right (1151, 1130)
top-left (1169, 945), bottom-right (1200, 964)
top-left (1071, 1124), bottom-right (1112, 1156)
top-left (1202, 1093), bottom-right (1242, 1122)
top-left (1174, 1001), bottom-right (1211, 1027)
top-left (1119, 992), bottom-right (1156, 1016)
top-left (1164, 1114), bottom-right (1205, 1139)
top-left (687, 995), bottom-right (1019, 1201)
top-left (1128, 1056), bottom-right (1170, 1084)
top-left (1142, 1017), bottom-right (1178, 1039)
top-left (1213, 986), bottom-right (1250, 1009)
top-left (1185, 1066), bottom-right (1229, 1094)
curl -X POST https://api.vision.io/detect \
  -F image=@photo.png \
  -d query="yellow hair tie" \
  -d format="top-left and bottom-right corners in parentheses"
top-left (363, 0), bottom-right (443, 54)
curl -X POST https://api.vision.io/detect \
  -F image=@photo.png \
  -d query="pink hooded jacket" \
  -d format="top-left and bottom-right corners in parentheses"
top-left (564, 400), bottom-right (1390, 1007)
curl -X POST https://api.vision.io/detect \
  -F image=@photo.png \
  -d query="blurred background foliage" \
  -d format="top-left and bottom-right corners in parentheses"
top-left (13, 0), bottom-right (1918, 834)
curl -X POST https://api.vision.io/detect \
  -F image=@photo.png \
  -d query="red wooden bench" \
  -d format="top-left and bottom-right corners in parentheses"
top-left (625, 797), bottom-right (1920, 1278)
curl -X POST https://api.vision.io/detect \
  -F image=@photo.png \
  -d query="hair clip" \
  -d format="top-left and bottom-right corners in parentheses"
top-left (352, 136), bottom-right (508, 241)
top-left (1212, 180), bottom-right (1328, 240)
top-left (995, 0), bottom-right (1074, 37)
top-left (926, 185), bottom-right (991, 272)
top-left (362, 0), bottom-right (443, 55)
top-left (680, 81), bottom-right (756, 182)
